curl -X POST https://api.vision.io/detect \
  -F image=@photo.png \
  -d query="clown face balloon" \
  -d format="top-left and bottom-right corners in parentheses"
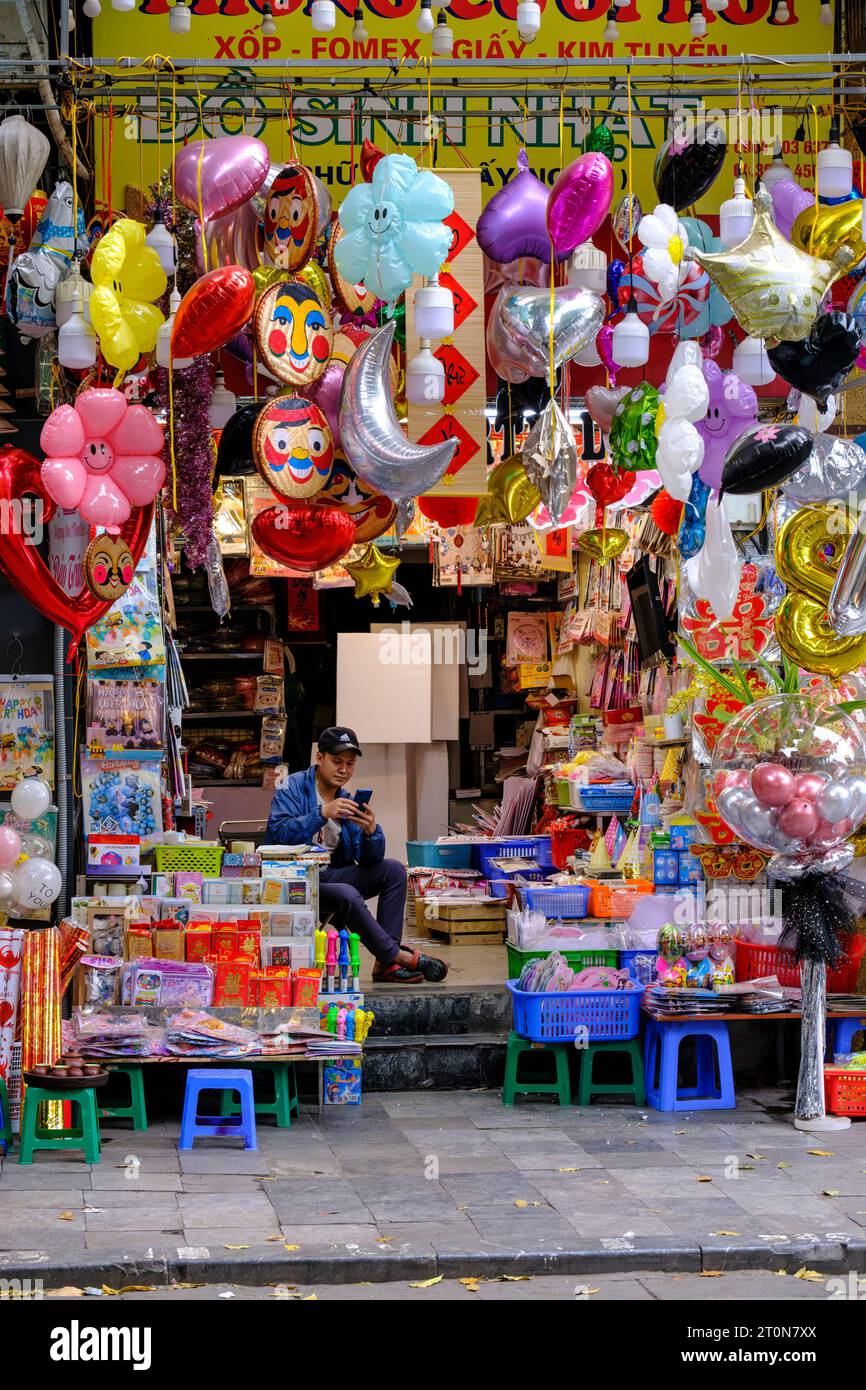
top-left (263, 165), bottom-right (319, 273)
top-left (254, 279), bottom-right (333, 387)
top-left (316, 453), bottom-right (398, 543)
top-left (253, 395), bottom-right (335, 501)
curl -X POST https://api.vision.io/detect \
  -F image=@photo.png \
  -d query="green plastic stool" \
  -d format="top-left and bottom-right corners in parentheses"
top-left (219, 1062), bottom-right (299, 1127)
top-left (577, 1039), bottom-right (646, 1107)
top-left (100, 1065), bottom-right (148, 1130)
top-left (18, 1086), bottom-right (101, 1164)
top-left (0, 1075), bottom-right (12, 1154)
top-left (502, 1031), bottom-right (572, 1107)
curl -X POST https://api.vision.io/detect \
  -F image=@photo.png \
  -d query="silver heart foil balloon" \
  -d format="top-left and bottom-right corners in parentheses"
top-left (521, 400), bottom-right (578, 524)
top-left (498, 284), bottom-right (605, 383)
top-left (339, 319), bottom-right (458, 509)
top-left (781, 432), bottom-right (866, 504)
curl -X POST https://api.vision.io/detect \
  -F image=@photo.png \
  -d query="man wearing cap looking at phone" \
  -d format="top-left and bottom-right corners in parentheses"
top-left (266, 727), bottom-right (447, 984)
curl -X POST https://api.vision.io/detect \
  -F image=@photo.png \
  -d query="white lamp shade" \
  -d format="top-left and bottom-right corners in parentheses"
top-left (516, 1), bottom-right (540, 35)
top-left (111, 0), bottom-right (137, 10)
top-left (732, 335), bottom-right (775, 386)
top-left (414, 278), bottom-right (454, 339)
top-left (817, 143), bottom-right (853, 199)
top-left (432, 20), bottom-right (454, 54)
top-left (0, 115), bottom-right (49, 220)
top-left (311, 0), bottom-right (336, 29)
top-left (169, 2), bottom-right (191, 32)
top-left (568, 241), bottom-right (607, 293)
top-left (611, 307), bottom-right (649, 367)
top-left (406, 347), bottom-right (445, 404)
top-left (58, 303), bottom-right (97, 370)
top-left (760, 151), bottom-right (792, 188)
top-left (55, 270), bottom-right (91, 328)
top-left (146, 219), bottom-right (178, 275)
top-left (209, 372), bottom-right (237, 430)
top-left (83, 0), bottom-right (101, 14)
top-left (719, 177), bottom-right (754, 248)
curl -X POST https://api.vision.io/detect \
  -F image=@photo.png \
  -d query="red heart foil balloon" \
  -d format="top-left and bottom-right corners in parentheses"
top-left (360, 139), bottom-right (385, 182)
top-left (586, 461), bottom-right (636, 507)
top-left (252, 502), bottom-right (356, 574)
top-left (0, 446), bottom-right (154, 661)
top-left (418, 497), bottom-right (479, 528)
top-left (171, 266), bottom-right (256, 359)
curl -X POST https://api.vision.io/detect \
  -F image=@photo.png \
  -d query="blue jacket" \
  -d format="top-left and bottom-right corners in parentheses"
top-left (265, 765), bottom-right (386, 869)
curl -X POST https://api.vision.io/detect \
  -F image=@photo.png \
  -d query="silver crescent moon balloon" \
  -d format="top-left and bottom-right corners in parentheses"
top-left (829, 523), bottom-right (866, 636)
top-left (497, 284), bottom-right (605, 383)
top-left (339, 319), bottom-right (458, 509)
top-left (782, 432), bottom-right (866, 505)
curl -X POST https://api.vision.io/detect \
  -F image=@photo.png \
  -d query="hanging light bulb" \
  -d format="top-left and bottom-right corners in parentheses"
top-left (432, 10), bottom-right (454, 54)
top-left (759, 141), bottom-right (792, 189)
top-left (261, 3), bottom-right (277, 35)
top-left (688, 1), bottom-right (706, 37)
top-left (414, 275), bottom-right (454, 339)
top-left (706, 0), bottom-right (728, 10)
top-left (774, 0), bottom-right (790, 19)
top-left (732, 335), bottom-right (775, 386)
top-left (311, 0), bottom-right (337, 30)
top-left (111, 0), bottom-right (136, 10)
top-left (568, 241), bottom-right (607, 293)
top-left (417, 0), bottom-right (435, 31)
top-left (169, 0), bottom-right (191, 32)
top-left (819, 1), bottom-right (833, 24)
top-left (603, 9), bottom-right (618, 41)
top-left (209, 371), bottom-right (238, 430)
top-left (719, 174), bottom-right (754, 248)
top-left (406, 343), bottom-right (445, 405)
top-left (145, 207), bottom-right (178, 276)
top-left (351, 7), bottom-right (368, 38)
top-left (55, 265), bottom-right (92, 328)
top-left (611, 297), bottom-right (649, 368)
top-left (68, 6), bottom-right (76, 29)
top-left (516, 0), bottom-right (541, 41)
top-left (83, 0), bottom-right (101, 14)
top-left (817, 115), bottom-right (853, 198)
top-left (156, 288), bottom-right (194, 370)
top-left (58, 292), bottom-right (97, 370)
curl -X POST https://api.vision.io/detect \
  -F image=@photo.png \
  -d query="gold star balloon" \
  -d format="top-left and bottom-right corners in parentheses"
top-left (686, 187), bottom-right (854, 345)
top-left (345, 542), bottom-right (401, 605)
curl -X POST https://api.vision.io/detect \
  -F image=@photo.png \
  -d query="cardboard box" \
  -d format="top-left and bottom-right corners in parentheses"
top-left (513, 661), bottom-right (552, 690)
top-left (125, 926), bottom-right (153, 960)
top-left (652, 849), bottom-right (680, 886)
top-left (185, 923), bottom-right (213, 962)
top-left (152, 924), bottom-right (185, 961)
top-left (323, 1058), bottom-right (362, 1105)
top-left (678, 851), bottom-right (703, 884)
top-left (669, 818), bottom-right (698, 852)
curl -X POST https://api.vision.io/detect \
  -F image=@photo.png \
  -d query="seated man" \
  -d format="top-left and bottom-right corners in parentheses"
top-left (266, 727), bottom-right (447, 984)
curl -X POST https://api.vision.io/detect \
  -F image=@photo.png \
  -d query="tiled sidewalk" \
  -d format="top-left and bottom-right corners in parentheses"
top-left (1, 1087), bottom-right (866, 1283)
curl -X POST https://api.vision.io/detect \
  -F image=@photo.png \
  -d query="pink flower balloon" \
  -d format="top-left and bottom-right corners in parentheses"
top-left (750, 762), bottom-right (795, 808)
top-left (174, 136), bottom-right (270, 222)
top-left (547, 153), bottom-right (614, 257)
top-left (0, 825), bottom-right (21, 870)
top-left (40, 387), bottom-right (165, 530)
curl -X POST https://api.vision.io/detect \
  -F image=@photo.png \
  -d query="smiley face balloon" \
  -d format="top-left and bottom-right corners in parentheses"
top-left (253, 394), bottom-right (335, 501)
top-left (263, 165), bottom-right (319, 272)
top-left (316, 453), bottom-right (398, 543)
top-left (254, 279), bottom-right (333, 387)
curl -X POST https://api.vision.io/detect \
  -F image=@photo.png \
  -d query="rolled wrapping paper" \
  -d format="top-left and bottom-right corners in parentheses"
top-left (20, 926), bottom-right (62, 1129)
top-left (0, 928), bottom-right (23, 1084)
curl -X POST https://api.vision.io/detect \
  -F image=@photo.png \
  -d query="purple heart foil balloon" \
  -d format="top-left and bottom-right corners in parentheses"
top-left (771, 178), bottom-right (814, 241)
top-left (547, 152), bottom-right (614, 258)
top-left (477, 149), bottom-right (564, 265)
top-left (305, 358), bottom-right (346, 449)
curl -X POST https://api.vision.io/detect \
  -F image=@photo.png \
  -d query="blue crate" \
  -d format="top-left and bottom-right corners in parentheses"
top-left (473, 837), bottom-right (552, 878)
top-left (520, 883), bottom-right (591, 918)
top-left (572, 783), bottom-right (636, 815)
top-left (507, 979), bottom-right (642, 1043)
top-left (406, 841), bottom-right (474, 870)
top-left (621, 949), bottom-right (657, 985)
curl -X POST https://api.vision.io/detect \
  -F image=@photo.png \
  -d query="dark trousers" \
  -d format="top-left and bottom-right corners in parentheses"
top-left (319, 858), bottom-right (408, 966)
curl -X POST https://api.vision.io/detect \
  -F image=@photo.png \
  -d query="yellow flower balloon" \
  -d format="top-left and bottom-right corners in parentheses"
top-left (345, 542), bottom-right (400, 605)
top-left (90, 218), bottom-right (167, 371)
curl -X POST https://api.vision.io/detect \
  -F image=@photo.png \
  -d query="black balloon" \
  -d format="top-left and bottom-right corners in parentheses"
top-left (494, 374), bottom-right (552, 432)
top-left (215, 401), bottom-right (266, 478)
top-left (720, 424), bottom-right (814, 496)
top-left (654, 123), bottom-right (726, 211)
top-left (767, 312), bottom-right (863, 409)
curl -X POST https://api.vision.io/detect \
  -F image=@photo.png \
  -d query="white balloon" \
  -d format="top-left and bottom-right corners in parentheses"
top-left (664, 364), bottom-right (710, 423)
top-left (13, 856), bottom-right (61, 909)
top-left (667, 339), bottom-right (703, 377)
top-left (10, 777), bottom-right (51, 823)
top-left (657, 418), bottom-right (704, 501)
top-left (0, 870), bottom-right (16, 903)
top-left (693, 496), bottom-right (741, 621)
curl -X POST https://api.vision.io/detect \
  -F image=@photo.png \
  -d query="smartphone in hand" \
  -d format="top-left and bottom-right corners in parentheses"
top-left (353, 789), bottom-right (373, 807)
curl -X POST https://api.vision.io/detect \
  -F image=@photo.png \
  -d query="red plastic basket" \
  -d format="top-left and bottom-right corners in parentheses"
top-left (825, 1067), bottom-right (866, 1118)
top-left (549, 819), bottom-right (591, 870)
top-left (735, 935), bottom-right (866, 993)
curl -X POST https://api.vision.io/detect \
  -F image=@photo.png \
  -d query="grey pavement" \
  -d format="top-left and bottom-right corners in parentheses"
top-left (2, 1085), bottom-right (866, 1286)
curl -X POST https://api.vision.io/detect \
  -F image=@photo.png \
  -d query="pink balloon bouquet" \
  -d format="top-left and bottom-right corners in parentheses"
top-left (547, 152), bottom-right (614, 258)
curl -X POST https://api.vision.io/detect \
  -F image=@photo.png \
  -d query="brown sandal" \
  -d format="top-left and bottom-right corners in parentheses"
top-left (372, 961), bottom-right (424, 983)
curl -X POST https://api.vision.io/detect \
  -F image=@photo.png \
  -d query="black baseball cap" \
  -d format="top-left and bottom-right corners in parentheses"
top-left (318, 726), bottom-right (363, 756)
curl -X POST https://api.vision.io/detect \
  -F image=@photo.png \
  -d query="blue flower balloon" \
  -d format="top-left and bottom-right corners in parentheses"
top-left (334, 154), bottom-right (454, 304)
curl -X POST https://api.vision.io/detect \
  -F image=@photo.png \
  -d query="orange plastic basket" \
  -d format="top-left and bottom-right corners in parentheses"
top-left (825, 1067), bottom-right (866, 1118)
top-left (587, 878), bottom-right (654, 919)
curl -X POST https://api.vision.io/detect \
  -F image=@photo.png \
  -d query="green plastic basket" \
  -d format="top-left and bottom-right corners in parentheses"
top-left (553, 781), bottom-right (573, 808)
top-left (506, 944), bottom-right (619, 979)
top-left (153, 844), bottom-right (225, 877)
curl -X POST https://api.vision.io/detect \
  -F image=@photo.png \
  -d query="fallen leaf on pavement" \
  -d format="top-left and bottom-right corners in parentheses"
top-left (101, 1285), bottom-right (156, 1296)
top-left (696, 1176), bottom-right (714, 1183)
top-left (674, 1130), bottom-right (686, 1135)
top-left (739, 1165), bottom-right (756, 1171)
top-left (459, 1278), bottom-right (483, 1291)
top-left (807, 1149), bottom-right (836, 1157)
top-left (499, 1275), bottom-right (530, 1282)
top-left (777, 1162), bottom-right (791, 1169)
top-left (224, 1245), bottom-right (250, 1250)
top-left (794, 1268), bottom-right (824, 1282)
top-left (283, 1244), bottom-right (300, 1252)
top-left (514, 1199), bottom-right (529, 1208)
top-left (711, 1231), bottom-right (740, 1237)
top-left (45, 1287), bottom-right (84, 1298)
top-left (410, 1276), bottom-right (443, 1288)
top-left (822, 1190), bottom-right (840, 1197)
top-left (745, 1153), bottom-right (767, 1160)
top-left (592, 1180), bottom-right (610, 1186)
top-left (700, 1271), bottom-right (725, 1277)
top-left (775, 1270), bottom-right (787, 1276)
top-left (377, 1237), bottom-right (393, 1244)
top-left (266, 1235), bottom-right (283, 1242)
top-left (58, 1212), bottom-right (75, 1221)
top-left (558, 1167), bottom-right (582, 1173)
top-left (303, 1293), bottom-right (317, 1300)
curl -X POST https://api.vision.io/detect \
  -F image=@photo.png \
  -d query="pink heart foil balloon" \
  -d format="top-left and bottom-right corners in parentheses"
top-left (596, 324), bottom-right (619, 384)
top-left (547, 153), bottom-right (614, 257)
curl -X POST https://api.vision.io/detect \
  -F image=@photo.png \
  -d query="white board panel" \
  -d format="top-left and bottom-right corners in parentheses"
top-left (337, 633), bottom-right (432, 745)
top-left (369, 621), bottom-right (462, 740)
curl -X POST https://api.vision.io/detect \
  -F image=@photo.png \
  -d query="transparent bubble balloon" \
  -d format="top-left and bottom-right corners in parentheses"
top-left (710, 692), bottom-right (866, 877)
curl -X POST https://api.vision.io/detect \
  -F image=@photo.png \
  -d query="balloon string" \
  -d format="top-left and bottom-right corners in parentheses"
top-left (71, 94), bottom-right (79, 257)
top-left (809, 104), bottom-right (819, 256)
top-left (626, 71), bottom-right (634, 280)
top-left (195, 88), bottom-right (207, 268)
top-left (106, 98), bottom-right (113, 230)
top-left (253, 344), bottom-right (259, 400)
top-left (427, 59), bottom-right (433, 168)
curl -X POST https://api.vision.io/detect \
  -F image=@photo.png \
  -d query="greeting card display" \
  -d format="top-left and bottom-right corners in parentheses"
top-left (0, 681), bottom-right (54, 791)
top-left (85, 575), bottom-right (165, 670)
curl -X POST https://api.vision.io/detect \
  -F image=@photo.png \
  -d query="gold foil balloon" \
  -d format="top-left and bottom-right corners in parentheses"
top-left (791, 199), bottom-right (866, 267)
top-left (578, 528), bottom-right (629, 562)
top-left (252, 264), bottom-right (284, 297)
top-left (775, 503), bottom-right (866, 675)
top-left (686, 187), bottom-right (854, 345)
top-left (345, 542), bottom-right (401, 604)
top-left (475, 455), bottom-right (540, 526)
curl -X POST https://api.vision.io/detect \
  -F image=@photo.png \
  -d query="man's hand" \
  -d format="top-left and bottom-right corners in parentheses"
top-left (351, 803), bottom-right (377, 836)
top-left (321, 798), bottom-right (358, 821)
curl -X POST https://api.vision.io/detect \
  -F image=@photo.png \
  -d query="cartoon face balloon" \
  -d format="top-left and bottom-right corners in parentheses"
top-left (263, 165), bottom-right (319, 273)
top-left (695, 360), bottom-right (758, 492)
top-left (84, 533), bottom-right (135, 602)
top-left (316, 453), bottom-right (398, 543)
top-left (254, 279), bottom-right (333, 387)
top-left (252, 394), bottom-right (335, 501)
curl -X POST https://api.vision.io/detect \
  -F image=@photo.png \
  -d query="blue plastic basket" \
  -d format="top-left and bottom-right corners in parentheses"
top-left (621, 949), bottom-right (657, 985)
top-left (573, 783), bottom-right (636, 815)
top-left (406, 840), bottom-right (474, 870)
top-left (507, 979), bottom-right (643, 1043)
top-left (473, 837), bottom-right (552, 877)
top-left (520, 883), bottom-right (591, 919)
top-left (489, 863), bottom-right (550, 884)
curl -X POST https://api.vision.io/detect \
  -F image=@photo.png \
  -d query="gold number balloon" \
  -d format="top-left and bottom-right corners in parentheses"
top-left (253, 278), bottom-right (333, 387)
top-left (775, 504), bottom-right (866, 675)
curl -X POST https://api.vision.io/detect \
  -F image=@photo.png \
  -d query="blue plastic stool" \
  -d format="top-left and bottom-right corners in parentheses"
top-left (828, 1017), bottom-right (866, 1058)
top-left (644, 1019), bottom-right (736, 1112)
top-left (179, 1069), bottom-right (257, 1151)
